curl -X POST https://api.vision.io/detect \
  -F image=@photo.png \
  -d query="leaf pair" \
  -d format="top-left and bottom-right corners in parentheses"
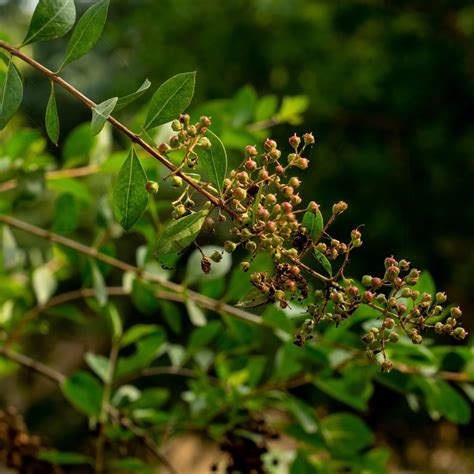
top-left (22, 0), bottom-right (109, 71)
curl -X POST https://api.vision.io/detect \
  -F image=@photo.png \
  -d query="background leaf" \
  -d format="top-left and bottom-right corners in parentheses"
top-left (144, 72), bottom-right (195, 130)
top-left (61, 371), bottom-right (103, 417)
top-left (45, 82), bottom-right (59, 144)
top-left (0, 55), bottom-right (23, 130)
top-left (62, 0), bottom-right (110, 68)
top-left (22, 0), bottom-right (76, 46)
top-left (112, 147), bottom-right (148, 231)
top-left (302, 209), bottom-right (323, 241)
top-left (195, 130), bottom-right (228, 194)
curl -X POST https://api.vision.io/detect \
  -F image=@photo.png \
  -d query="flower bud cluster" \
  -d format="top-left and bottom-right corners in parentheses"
top-left (158, 114), bottom-right (212, 169)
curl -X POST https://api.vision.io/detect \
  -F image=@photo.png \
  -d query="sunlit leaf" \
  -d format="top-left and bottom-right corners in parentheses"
top-left (302, 209), bottom-right (323, 241)
top-left (144, 72), bottom-right (195, 130)
top-left (156, 209), bottom-right (208, 255)
top-left (62, 0), bottom-right (110, 68)
top-left (91, 97), bottom-right (117, 135)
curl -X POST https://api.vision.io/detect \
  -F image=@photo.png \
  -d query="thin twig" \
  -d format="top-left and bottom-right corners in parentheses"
top-left (0, 214), bottom-right (263, 328)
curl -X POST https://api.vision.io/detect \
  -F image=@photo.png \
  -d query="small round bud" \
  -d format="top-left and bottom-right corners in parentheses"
top-left (200, 115), bottom-right (212, 126)
top-left (385, 265), bottom-right (400, 281)
top-left (201, 256), bottom-right (212, 274)
top-left (275, 165), bottom-right (285, 175)
top-left (295, 157), bottom-right (309, 169)
top-left (351, 229), bottom-right (362, 240)
top-left (362, 291), bottom-right (375, 302)
top-left (169, 135), bottom-right (180, 148)
top-left (371, 277), bottom-right (383, 288)
top-left (381, 360), bottom-right (393, 373)
top-left (245, 145), bottom-right (258, 156)
top-left (265, 194), bottom-right (277, 205)
top-left (282, 186), bottom-right (294, 197)
top-left (171, 176), bottom-right (183, 188)
top-left (450, 306), bottom-right (462, 318)
top-left (210, 251), bottom-right (223, 263)
top-left (452, 327), bottom-right (468, 340)
top-left (281, 201), bottom-right (293, 213)
top-left (259, 169), bottom-right (269, 181)
top-left (362, 275), bottom-right (372, 287)
top-left (244, 160), bottom-right (257, 171)
top-left (175, 204), bottom-right (186, 216)
top-left (199, 137), bottom-right (212, 149)
top-left (399, 259), bottom-right (410, 271)
top-left (288, 177), bottom-right (301, 188)
top-left (265, 221), bottom-right (277, 233)
top-left (275, 290), bottom-right (286, 301)
top-left (285, 280), bottom-right (297, 291)
top-left (158, 142), bottom-right (171, 154)
top-left (224, 241), bottom-right (237, 253)
top-left (289, 133), bottom-right (301, 149)
top-left (269, 148), bottom-right (281, 160)
top-left (384, 318), bottom-right (395, 329)
top-left (332, 201), bottom-right (348, 215)
top-left (233, 187), bottom-right (247, 200)
top-left (146, 181), bottom-right (159, 194)
top-left (264, 138), bottom-right (277, 151)
top-left (171, 119), bottom-right (182, 131)
top-left (435, 292), bottom-right (447, 303)
top-left (389, 332), bottom-right (400, 343)
top-left (291, 194), bottom-right (302, 206)
top-left (240, 261), bottom-right (250, 272)
top-left (179, 113), bottom-right (190, 125)
top-left (245, 241), bottom-right (258, 253)
top-left (303, 132), bottom-right (315, 145)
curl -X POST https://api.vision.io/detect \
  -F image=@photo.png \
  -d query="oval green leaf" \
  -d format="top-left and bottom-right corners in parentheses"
top-left (115, 79), bottom-right (151, 111)
top-left (45, 82), bottom-right (59, 145)
top-left (144, 72), bottom-right (196, 131)
top-left (61, 371), bottom-right (103, 417)
top-left (91, 96), bottom-right (117, 135)
top-left (314, 249), bottom-right (332, 276)
top-left (302, 209), bottom-right (323, 241)
top-left (22, 0), bottom-right (76, 46)
top-left (61, 0), bottom-right (109, 69)
top-left (156, 209), bottom-right (208, 255)
top-left (195, 130), bottom-right (228, 194)
top-left (0, 55), bottom-right (23, 131)
top-left (91, 260), bottom-right (107, 306)
top-left (112, 147), bottom-right (148, 231)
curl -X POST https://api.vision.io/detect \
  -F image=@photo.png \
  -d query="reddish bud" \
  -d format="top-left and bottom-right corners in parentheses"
top-left (289, 133), bottom-right (301, 148)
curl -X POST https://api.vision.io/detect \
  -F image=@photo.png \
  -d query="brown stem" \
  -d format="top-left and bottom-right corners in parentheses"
top-left (0, 164), bottom-right (100, 193)
top-left (0, 40), bottom-right (237, 218)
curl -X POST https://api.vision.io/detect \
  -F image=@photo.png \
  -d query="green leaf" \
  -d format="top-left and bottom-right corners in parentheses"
top-left (91, 260), bottom-right (107, 307)
top-left (283, 396), bottom-right (319, 434)
top-left (52, 194), bottom-right (79, 233)
top-left (84, 352), bottom-right (109, 382)
top-left (91, 96), bottom-right (117, 135)
top-left (61, 371), bottom-right (103, 417)
top-left (61, 0), bottom-right (110, 68)
top-left (277, 95), bottom-right (309, 125)
top-left (121, 324), bottom-right (162, 348)
top-left (156, 209), bottom-right (208, 255)
top-left (109, 457), bottom-right (153, 473)
top-left (38, 450), bottom-right (93, 466)
top-left (185, 298), bottom-right (207, 326)
top-left (22, 0), bottom-right (76, 46)
top-left (188, 321), bottom-right (222, 354)
top-left (195, 130), bottom-right (228, 194)
top-left (115, 330), bottom-right (166, 379)
top-left (116, 79), bottom-right (151, 111)
top-left (290, 450), bottom-right (319, 474)
top-left (321, 413), bottom-right (374, 455)
top-left (45, 83), bottom-right (60, 145)
top-left (107, 304), bottom-right (123, 341)
top-left (144, 72), bottom-right (196, 131)
top-left (112, 147), bottom-right (148, 231)
top-left (417, 378), bottom-right (471, 424)
top-left (32, 265), bottom-right (57, 305)
top-left (302, 209), bottom-right (323, 241)
top-left (0, 55), bottom-right (23, 130)
top-left (314, 249), bottom-right (332, 276)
